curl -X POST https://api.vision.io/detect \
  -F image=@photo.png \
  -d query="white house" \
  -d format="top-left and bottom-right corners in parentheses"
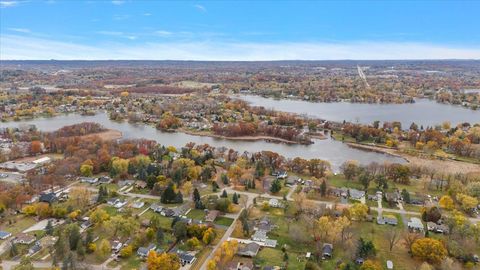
top-left (268, 198), bottom-right (280, 208)
top-left (407, 217), bottom-right (424, 232)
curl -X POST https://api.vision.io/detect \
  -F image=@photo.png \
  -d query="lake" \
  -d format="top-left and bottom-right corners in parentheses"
top-left (1, 112), bottom-right (406, 171)
top-left (238, 95), bottom-right (480, 127)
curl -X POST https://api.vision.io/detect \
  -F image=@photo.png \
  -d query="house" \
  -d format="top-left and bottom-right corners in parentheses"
top-left (377, 215), bottom-right (398, 226)
top-left (407, 217), bottom-right (424, 232)
top-left (227, 260), bottom-right (254, 270)
top-left (132, 201), bottom-right (145, 209)
top-left (385, 192), bottom-right (402, 203)
top-left (28, 242), bottom-right (42, 256)
top-left (98, 176), bottom-right (112, 184)
top-left (112, 240), bottom-right (123, 253)
top-left (14, 233), bottom-right (36, 245)
top-left (150, 204), bottom-right (163, 213)
top-left (255, 216), bottom-right (274, 232)
top-left (80, 220), bottom-right (92, 230)
top-left (39, 192), bottom-right (57, 204)
top-left (237, 242), bottom-right (260, 257)
top-left (135, 181), bottom-right (147, 189)
top-left (178, 252), bottom-right (196, 266)
top-left (268, 198), bottom-right (280, 208)
top-left (137, 244), bottom-right (156, 257)
top-left (322, 243), bottom-right (333, 258)
top-left (0, 231), bottom-right (12, 240)
top-left (107, 198), bottom-right (122, 206)
top-left (79, 177), bottom-right (98, 184)
top-left (427, 222), bottom-right (449, 234)
top-left (252, 230), bottom-right (268, 242)
top-left (276, 171), bottom-right (288, 179)
top-left (39, 235), bottom-right (57, 248)
top-left (348, 188), bottom-right (365, 200)
top-left (161, 208), bottom-right (175, 217)
top-left (205, 210), bottom-right (220, 222)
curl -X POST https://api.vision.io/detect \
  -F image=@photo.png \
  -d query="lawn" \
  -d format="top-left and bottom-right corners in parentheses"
top-left (255, 247), bottom-right (306, 270)
top-left (214, 216), bottom-right (234, 227)
top-left (0, 215), bottom-right (37, 234)
top-left (141, 211), bottom-right (174, 230)
top-left (186, 209), bottom-right (206, 220)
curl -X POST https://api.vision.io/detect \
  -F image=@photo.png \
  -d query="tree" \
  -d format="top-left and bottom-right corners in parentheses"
top-left (161, 183), bottom-right (177, 204)
top-left (357, 238), bottom-right (376, 258)
top-left (193, 188), bottom-right (201, 202)
top-left (202, 228), bottom-right (216, 245)
top-left (156, 228), bottom-right (164, 246)
top-left (147, 251), bottom-right (180, 270)
top-left (173, 221), bottom-right (187, 240)
top-left (320, 180), bottom-right (327, 197)
top-left (119, 245), bottom-right (133, 258)
top-left (221, 189), bottom-right (228, 198)
top-left (270, 179), bottom-right (282, 193)
top-left (360, 260), bottom-right (382, 270)
top-left (341, 160), bottom-right (359, 181)
top-left (359, 173), bottom-right (372, 190)
top-left (96, 239), bottom-right (111, 258)
top-left (80, 164), bottom-right (93, 177)
top-left (232, 193), bottom-right (239, 204)
top-left (349, 203), bottom-right (369, 221)
top-left (186, 237), bottom-right (201, 250)
top-left (45, 219), bottom-right (54, 235)
top-left (411, 238), bottom-right (447, 264)
top-left (89, 208), bottom-right (110, 226)
top-left (401, 189), bottom-right (410, 203)
top-left (456, 193), bottom-right (478, 212)
top-left (106, 216), bottom-right (137, 238)
top-left (30, 141), bottom-right (42, 155)
top-left (385, 230), bottom-right (401, 252)
top-left (110, 157), bottom-right (129, 178)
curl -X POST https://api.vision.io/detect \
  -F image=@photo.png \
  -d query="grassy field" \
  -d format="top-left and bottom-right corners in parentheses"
top-left (255, 247), bottom-right (306, 270)
top-left (0, 215), bottom-right (37, 234)
top-left (186, 209), bottom-right (206, 220)
top-left (214, 216), bottom-right (234, 227)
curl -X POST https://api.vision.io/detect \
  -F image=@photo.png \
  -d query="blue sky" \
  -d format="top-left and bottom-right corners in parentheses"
top-left (1, 0), bottom-right (479, 60)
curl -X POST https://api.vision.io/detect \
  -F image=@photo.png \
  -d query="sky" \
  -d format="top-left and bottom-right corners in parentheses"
top-left (1, 0), bottom-right (479, 60)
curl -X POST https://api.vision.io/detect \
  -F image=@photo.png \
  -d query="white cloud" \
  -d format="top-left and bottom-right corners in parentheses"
top-left (194, 4), bottom-right (206, 12)
top-left (0, 1), bottom-right (19, 8)
top-left (8, 28), bottom-right (31, 33)
top-left (155, 30), bottom-right (172, 37)
top-left (1, 34), bottom-right (479, 60)
top-left (96, 31), bottom-right (123, 36)
top-left (111, 0), bottom-right (125, 5)
top-left (143, 12), bottom-right (152, 16)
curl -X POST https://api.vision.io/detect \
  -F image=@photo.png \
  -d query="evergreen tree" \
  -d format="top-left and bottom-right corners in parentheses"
top-left (174, 191), bottom-right (183, 203)
top-left (221, 189), bottom-right (228, 198)
top-left (45, 220), bottom-right (54, 235)
top-left (221, 174), bottom-right (229, 185)
top-left (193, 188), bottom-right (201, 202)
top-left (161, 183), bottom-right (177, 204)
top-left (232, 193), bottom-right (239, 204)
top-left (76, 239), bottom-right (86, 260)
top-left (10, 242), bottom-right (18, 257)
top-left (270, 179), bottom-right (282, 193)
top-left (320, 180), bottom-right (327, 197)
top-left (156, 228), bottom-right (164, 245)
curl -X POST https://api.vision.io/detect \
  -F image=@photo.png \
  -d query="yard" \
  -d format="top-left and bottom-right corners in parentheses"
top-left (0, 215), bottom-right (37, 235)
top-left (255, 247), bottom-right (306, 270)
top-left (186, 209), bottom-right (206, 220)
top-left (214, 216), bottom-right (234, 227)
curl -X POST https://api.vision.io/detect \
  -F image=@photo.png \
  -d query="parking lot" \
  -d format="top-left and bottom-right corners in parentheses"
top-left (0, 171), bottom-right (26, 184)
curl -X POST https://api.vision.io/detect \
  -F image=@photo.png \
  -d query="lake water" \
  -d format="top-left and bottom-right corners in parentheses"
top-left (238, 95), bottom-right (480, 127)
top-left (1, 112), bottom-right (405, 171)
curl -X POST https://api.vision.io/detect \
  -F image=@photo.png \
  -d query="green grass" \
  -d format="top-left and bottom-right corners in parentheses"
top-left (0, 215), bottom-right (37, 234)
top-left (120, 256), bottom-right (142, 270)
top-left (187, 209), bottom-right (206, 220)
top-left (214, 216), bottom-right (234, 227)
top-left (190, 247), bottom-right (212, 270)
top-left (256, 248), bottom-right (306, 270)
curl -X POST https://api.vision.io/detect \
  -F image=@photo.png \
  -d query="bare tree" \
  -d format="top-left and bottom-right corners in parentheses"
top-left (385, 230), bottom-right (401, 252)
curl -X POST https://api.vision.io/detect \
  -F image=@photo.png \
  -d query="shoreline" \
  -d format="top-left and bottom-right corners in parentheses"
top-left (346, 142), bottom-right (480, 174)
top-left (180, 128), bottom-right (308, 145)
